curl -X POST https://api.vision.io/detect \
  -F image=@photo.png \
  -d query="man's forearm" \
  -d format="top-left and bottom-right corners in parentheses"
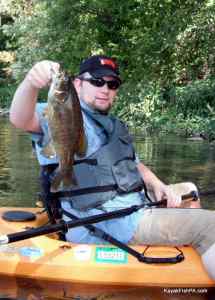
top-left (137, 162), bottom-right (164, 191)
top-left (10, 77), bottom-right (39, 131)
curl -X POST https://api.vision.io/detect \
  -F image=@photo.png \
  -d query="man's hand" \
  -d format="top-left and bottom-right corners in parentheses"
top-left (137, 162), bottom-right (182, 208)
top-left (10, 60), bottom-right (60, 132)
top-left (152, 183), bottom-right (182, 207)
top-left (25, 60), bottom-right (60, 89)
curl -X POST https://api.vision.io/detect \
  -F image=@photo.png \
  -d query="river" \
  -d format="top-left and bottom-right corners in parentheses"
top-left (1, 117), bottom-right (215, 209)
top-left (0, 117), bottom-right (40, 207)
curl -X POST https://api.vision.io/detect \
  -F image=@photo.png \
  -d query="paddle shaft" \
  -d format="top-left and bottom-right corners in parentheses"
top-left (0, 190), bottom-right (199, 245)
top-left (181, 189), bottom-right (215, 200)
top-left (0, 201), bottom-right (164, 244)
top-left (199, 189), bottom-right (215, 197)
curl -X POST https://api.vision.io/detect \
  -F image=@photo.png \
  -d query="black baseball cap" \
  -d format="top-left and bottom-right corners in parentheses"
top-left (78, 55), bottom-right (121, 83)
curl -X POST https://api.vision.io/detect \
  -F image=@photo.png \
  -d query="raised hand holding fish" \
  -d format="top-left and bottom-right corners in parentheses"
top-left (26, 60), bottom-right (60, 89)
top-left (10, 60), bottom-right (61, 132)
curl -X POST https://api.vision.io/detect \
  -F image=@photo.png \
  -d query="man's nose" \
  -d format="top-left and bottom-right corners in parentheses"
top-left (101, 82), bottom-right (109, 92)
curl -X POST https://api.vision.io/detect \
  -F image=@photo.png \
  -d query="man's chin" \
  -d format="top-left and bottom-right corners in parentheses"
top-left (96, 104), bottom-right (111, 114)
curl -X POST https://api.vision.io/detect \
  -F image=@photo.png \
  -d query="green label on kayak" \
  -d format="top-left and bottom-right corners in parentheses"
top-left (95, 247), bottom-right (127, 264)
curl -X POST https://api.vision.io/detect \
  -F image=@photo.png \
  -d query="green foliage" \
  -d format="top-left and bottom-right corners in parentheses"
top-left (3, 0), bottom-right (215, 83)
top-left (165, 78), bottom-right (215, 117)
top-left (113, 81), bottom-right (164, 127)
top-left (174, 2), bottom-right (215, 83)
top-left (1, 0), bottom-right (215, 139)
top-left (0, 82), bottom-right (16, 108)
top-left (113, 78), bottom-right (215, 139)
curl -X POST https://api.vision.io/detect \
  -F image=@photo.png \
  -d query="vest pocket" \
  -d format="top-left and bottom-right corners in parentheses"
top-left (112, 159), bottom-right (143, 193)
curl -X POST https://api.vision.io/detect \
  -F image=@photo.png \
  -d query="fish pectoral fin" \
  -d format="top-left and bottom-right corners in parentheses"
top-left (76, 132), bottom-right (88, 157)
top-left (41, 142), bottom-right (57, 158)
top-left (51, 169), bottom-right (77, 192)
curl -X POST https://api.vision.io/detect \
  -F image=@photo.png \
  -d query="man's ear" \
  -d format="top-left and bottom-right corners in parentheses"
top-left (73, 78), bottom-right (82, 95)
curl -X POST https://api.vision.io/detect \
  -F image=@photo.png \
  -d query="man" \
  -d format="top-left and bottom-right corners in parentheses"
top-left (10, 55), bottom-right (215, 279)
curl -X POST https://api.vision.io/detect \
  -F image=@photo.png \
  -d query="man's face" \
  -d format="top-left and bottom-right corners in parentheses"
top-left (74, 75), bottom-right (119, 113)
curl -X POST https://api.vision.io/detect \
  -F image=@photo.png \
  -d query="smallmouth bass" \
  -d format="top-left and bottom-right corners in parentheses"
top-left (43, 69), bottom-right (87, 192)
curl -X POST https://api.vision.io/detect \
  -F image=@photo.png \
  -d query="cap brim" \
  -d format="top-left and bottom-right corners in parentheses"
top-left (90, 68), bottom-right (121, 82)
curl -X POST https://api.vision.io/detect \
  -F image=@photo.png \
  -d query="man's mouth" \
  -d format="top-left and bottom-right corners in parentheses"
top-left (96, 97), bottom-right (109, 102)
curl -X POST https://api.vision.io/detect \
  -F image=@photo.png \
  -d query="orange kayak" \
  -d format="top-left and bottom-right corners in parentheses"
top-left (0, 206), bottom-right (214, 298)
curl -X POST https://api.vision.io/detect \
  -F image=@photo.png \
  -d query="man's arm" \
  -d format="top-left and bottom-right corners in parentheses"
top-left (10, 78), bottom-right (40, 132)
top-left (137, 162), bottom-right (181, 207)
top-left (10, 60), bottom-right (59, 132)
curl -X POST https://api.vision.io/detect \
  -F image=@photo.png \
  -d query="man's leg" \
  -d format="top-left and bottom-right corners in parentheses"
top-left (131, 208), bottom-right (215, 279)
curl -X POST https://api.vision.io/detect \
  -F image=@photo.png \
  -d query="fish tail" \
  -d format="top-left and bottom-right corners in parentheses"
top-left (51, 169), bottom-right (77, 192)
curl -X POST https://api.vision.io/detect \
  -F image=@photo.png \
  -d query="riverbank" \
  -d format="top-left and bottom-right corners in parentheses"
top-left (0, 106), bottom-right (212, 142)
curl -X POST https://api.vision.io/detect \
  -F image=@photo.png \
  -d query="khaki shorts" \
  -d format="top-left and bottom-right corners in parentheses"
top-left (130, 207), bottom-right (215, 255)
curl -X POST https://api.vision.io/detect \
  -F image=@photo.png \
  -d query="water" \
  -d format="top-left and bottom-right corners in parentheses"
top-left (1, 117), bottom-right (215, 209)
top-left (135, 134), bottom-right (215, 209)
top-left (0, 117), bottom-right (40, 207)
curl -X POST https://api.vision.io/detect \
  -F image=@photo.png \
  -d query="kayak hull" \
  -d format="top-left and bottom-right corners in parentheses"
top-left (1, 276), bottom-right (214, 300)
top-left (0, 206), bottom-right (214, 297)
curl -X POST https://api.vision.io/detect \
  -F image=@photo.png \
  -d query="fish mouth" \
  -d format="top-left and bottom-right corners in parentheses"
top-left (55, 90), bottom-right (65, 96)
top-left (55, 90), bottom-right (68, 102)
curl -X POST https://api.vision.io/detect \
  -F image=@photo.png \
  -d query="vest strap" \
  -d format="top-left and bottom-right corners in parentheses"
top-left (74, 159), bottom-right (98, 165)
top-left (56, 184), bottom-right (143, 198)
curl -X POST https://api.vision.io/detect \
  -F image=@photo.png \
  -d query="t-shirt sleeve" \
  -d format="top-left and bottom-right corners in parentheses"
top-left (30, 102), bottom-right (48, 146)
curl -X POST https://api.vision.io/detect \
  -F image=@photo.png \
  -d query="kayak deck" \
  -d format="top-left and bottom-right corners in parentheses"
top-left (0, 207), bottom-right (214, 288)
